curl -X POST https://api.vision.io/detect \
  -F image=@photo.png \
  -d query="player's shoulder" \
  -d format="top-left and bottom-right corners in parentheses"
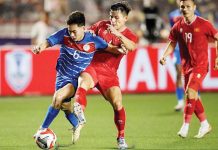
top-left (123, 28), bottom-right (136, 36)
top-left (123, 27), bottom-right (138, 42)
top-left (84, 32), bottom-right (104, 42)
top-left (196, 16), bottom-right (211, 24)
top-left (172, 17), bottom-right (183, 28)
top-left (96, 20), bottom-right (110, 27)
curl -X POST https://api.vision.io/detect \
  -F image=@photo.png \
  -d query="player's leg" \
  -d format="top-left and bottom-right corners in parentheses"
top-left (104, 86), bottom-right (128, 149)
top-left (61, 101), bottom-right (83, 144)
top-left (61, 102), bottom-right (79, 129)
top-left (174, 45), bottom-right (184, 111)
top-left (192, 73), bottom-right (211, 138)
top-left (74, 72), bottom-right (95, 111)
top-left (41, 83), bottom-right (76, 128)
top-left (178, 72), bottom-right (211, 138)
top-left (174, 64), bottom-right (184, 111)
top-left (71, 71), bottom-right (96, 143)
top-left (34, 83), bottom-right (77, 138)
top-left (178, 72), bottom-right (197, 138)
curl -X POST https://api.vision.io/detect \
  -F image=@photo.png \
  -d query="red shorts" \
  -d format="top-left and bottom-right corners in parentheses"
top-left (83, 64), bottom-right (119, 94)
top-left (184, 71), bottom-right (207, 91)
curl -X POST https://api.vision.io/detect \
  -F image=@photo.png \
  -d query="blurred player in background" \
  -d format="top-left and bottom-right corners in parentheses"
top-left (160, 0), bottom-right (218, 138)
top-left (31, 11), bottom-right (53, 45)
top-left (73, 1), bottom-right (137, 149)
top-left (168, 0), bottom-right (201, 111)
top-left (32, 11), bottom-right (123, 143)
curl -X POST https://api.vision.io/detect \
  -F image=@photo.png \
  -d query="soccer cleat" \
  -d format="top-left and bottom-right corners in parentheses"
top-left (174, 102), bottom-right (184, 111)
top-left (117, 137), bottom-right (128, 150)
top-left (194, 124), bottom-right (212, 138)
top-left (73, 102), bottom-right (86, 124)
top-left (72, 124), bottom-right (84, 144)
top-left (177, 124), bottom-right (189, 138)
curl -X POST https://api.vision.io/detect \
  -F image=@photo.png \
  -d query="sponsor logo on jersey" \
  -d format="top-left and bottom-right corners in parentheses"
top-left (5, 50), bottom-right (32, 93)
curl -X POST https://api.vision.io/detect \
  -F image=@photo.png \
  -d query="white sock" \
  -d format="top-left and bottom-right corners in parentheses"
top-left (178, 100), bottom-right (184, 105)
top-left (200, 120), bottom-right (209, 127)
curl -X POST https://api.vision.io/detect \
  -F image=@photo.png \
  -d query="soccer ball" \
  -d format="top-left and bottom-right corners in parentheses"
top-left (35, 128), bottom-right (57, 149)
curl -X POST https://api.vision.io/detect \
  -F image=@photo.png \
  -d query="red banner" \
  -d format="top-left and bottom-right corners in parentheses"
top-left (1, 44), bottom-right (218, 96)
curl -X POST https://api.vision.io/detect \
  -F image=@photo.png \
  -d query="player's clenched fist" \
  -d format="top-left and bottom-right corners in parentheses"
top-left (32, 46), bottom-right (41, 54)
top-left (159, 57), bottom-right (166, 65)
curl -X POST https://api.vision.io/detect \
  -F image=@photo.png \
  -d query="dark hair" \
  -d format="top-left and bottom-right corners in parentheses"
top-left (180, 0), bottom-right (195, 4)
top-left (66, 11), bottom-right (85, 26)
top-left (110, 1), bottom-right (131, 16)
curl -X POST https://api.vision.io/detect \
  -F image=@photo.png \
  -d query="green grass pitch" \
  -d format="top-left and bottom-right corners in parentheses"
top-left (0, 93), bottom-right (217, 149)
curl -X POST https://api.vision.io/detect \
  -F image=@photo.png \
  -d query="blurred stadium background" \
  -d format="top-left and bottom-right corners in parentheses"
top-left (0, 0), bottom-right (218, 149)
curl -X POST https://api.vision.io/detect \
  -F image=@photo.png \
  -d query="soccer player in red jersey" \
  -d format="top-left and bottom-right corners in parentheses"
top-left (72, 1), bottom-right (137, 149)
top-left (160, 0), bottom-right (218, 138)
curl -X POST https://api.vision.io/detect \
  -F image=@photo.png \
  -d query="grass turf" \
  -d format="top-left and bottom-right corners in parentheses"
top-left (0, 93), bottom-right (217, 149)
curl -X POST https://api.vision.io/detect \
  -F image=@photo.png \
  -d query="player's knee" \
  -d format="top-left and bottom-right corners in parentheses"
top-left (52, 95), bottom-right (64, 109)
top-left (112, 99), bottom-right (123, 110)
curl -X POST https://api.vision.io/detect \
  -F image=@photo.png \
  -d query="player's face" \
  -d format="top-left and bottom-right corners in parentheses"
top-left (180, 0), bottom-right (196, 19)
top-left (68, 24), bottom-right (85, 41)
top-left (109, 10), bottom-right (127, 30)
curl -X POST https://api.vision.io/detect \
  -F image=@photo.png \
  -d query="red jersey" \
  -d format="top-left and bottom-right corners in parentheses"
top-left (88, 20), bottom-right (137, 72)
top-left (169, 16), bottom-right (218, 74)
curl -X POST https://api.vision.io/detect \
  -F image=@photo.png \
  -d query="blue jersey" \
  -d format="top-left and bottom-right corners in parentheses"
top-left (47, 28), bottom-right (108, 91)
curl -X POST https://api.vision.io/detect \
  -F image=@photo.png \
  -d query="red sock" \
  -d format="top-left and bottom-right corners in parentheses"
top-left (194, 99), bottom-right (206, 122)
top-left (75, 87), bottom-right (87, 111)
top-left (184, 99), bottom-right (196, 123)
top-left (114, 107), bottom-right (126, 138)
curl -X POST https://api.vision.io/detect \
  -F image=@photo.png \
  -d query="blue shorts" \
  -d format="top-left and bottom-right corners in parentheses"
top-left (55, 73), bottom-right (78, 102)
top-left (173, 44), bottom-right (181, 65)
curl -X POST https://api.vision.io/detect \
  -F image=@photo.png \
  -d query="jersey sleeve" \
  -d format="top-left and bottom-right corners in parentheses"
top-left (205, 21), bottom-right (218, 39)
top-left (47, 28), bottom-right (66, 46)
top-left (127, 32), bottom-right (138, 44)
top-left (93, 36), bottom-right (108, 50)
top-left (169, 24), bottom-right (178, 42)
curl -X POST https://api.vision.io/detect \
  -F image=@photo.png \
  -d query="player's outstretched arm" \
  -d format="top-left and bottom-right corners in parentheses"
top-left (105, 44), bottom-right (128, 55)
top-left (32, 40), bottom-right (51, 54)
top-left (159, 41), bottom-right (176, 65)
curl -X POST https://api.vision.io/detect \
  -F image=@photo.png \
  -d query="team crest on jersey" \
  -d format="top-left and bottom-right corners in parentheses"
top-left (83, 44), bottom-right (90, 51)
top-left (5, 50), bottom-right (32, 93)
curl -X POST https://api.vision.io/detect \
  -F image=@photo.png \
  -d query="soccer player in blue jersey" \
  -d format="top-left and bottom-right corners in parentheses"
top-left (32, 11), bottom-right (123, 144)
top-left (168, 0), bottom-right (200, 111)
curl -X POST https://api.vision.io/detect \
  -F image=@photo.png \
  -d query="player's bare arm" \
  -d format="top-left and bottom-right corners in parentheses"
top-left (32, 40), bottom-right (50, 54)
top-left (105, 43), bottom-right (128, 55)
top-left (107, 24), bottom-right (136, 51)
top-left (159, 41), bottom-right (177, 65)
top-left (214, 33), bottom-right (218, 70)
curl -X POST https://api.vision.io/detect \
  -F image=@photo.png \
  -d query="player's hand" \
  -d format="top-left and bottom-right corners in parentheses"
top-left (159, 57), bottom-right (166, 65)
top-left (118, 44), bottom-right (128, 55)
top-left (214, 57), bottom-right (218, 70)
top-left (107, 24), bottom-right (121, 37)
top-left (32, 46), bottom-right (41, 54)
